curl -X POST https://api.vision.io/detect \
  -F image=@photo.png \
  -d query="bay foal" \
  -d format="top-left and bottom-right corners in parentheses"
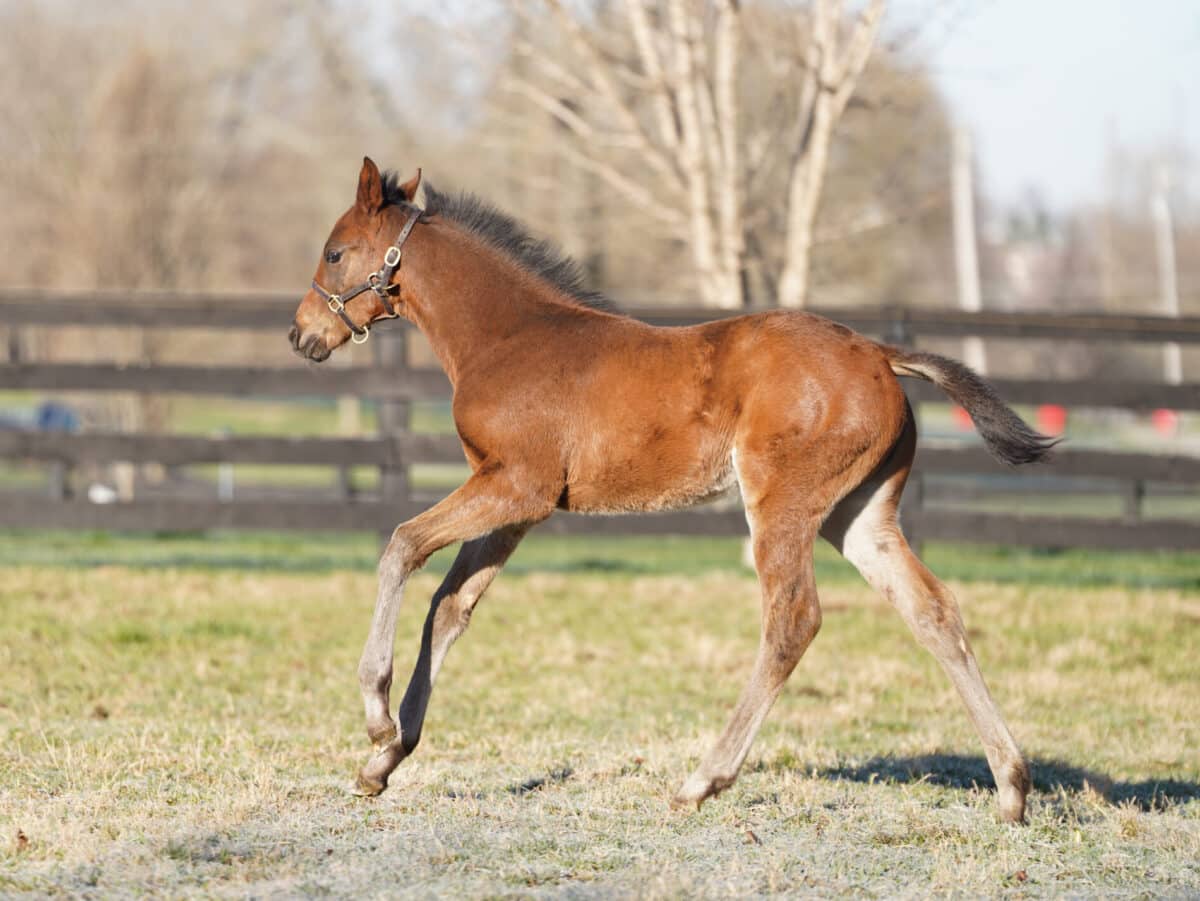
top-left (290, 159), bottom-right (1054, 822)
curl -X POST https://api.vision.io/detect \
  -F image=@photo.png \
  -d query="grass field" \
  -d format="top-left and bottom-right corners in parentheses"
top-left (0, 534), bottom-right (1197, 897)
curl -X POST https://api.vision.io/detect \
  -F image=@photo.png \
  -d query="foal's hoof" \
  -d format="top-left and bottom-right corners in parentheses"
top-left (998, 786), bottom-right (1028, 824)
top-left (997, 761), bottom-right (1031, 824)
top-left (671, 772), bottom-right (732, 811)
top-left (353, 743), bottom-right (402, 798)
top-left (351, 772), bottom-right (388, 797)
top-left (669, 793), bottom-right (703, 812)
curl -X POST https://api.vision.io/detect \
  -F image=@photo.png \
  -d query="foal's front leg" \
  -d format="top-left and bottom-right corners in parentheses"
top-left (355, 524), bottom-right (529, 795)
top-left (353, 472), bottom-right (552, 795)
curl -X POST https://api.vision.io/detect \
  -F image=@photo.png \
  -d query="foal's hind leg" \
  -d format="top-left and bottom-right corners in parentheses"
top-left (673, 493), bottom-right (823, 809)
top-left (820, 418), bottom-right (1031, 822)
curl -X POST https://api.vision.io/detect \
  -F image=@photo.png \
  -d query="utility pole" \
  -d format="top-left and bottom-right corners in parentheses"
top-left (1151, 163), bottom-right (1182, 384)
top-left (952, 126), bottom-right (986, 373)
top-left (1099, 124), bottom-right (1119, 306)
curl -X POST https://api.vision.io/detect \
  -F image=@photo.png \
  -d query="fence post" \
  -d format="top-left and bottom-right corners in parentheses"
top-left (48, 461), bottom-right (71, 501)
top-left (1121, 479), bottom-right (1144, 522)
top-left (337, 465), bottom-right (356, 501)
top-left (374, 326), bottom-right (411, 550)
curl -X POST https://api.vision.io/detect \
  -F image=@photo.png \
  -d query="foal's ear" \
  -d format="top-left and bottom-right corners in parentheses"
top-left (397, 168), bottom-right (422, 203)
top-left (356, 156), bottom-right (384, 213)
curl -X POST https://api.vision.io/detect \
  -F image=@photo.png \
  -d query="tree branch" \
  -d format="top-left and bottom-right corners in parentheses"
top-left (714, 0), bottom-right (744, 302)
top-left (667, 0), bottom-right (722, 302)
top-left (623, 0), bottom-right (681, 153)
top-left (833, 0), bottom-right (886, 118)
top-left (543, 0), bottom-right (686, 192)
top-left (556, 143), bottom-right (690, 233)
top-left (777, 0), bottom-right (887, 307)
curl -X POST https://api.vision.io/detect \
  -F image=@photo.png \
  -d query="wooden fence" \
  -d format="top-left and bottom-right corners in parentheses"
top-left (1, 291), bottom-right (1197, 550)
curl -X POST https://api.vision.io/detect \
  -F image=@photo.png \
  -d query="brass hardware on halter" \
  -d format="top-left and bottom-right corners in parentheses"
top-left (309, 204), bottom-right (422, 341)
top-left (367, 272), bottom-right (387, 297)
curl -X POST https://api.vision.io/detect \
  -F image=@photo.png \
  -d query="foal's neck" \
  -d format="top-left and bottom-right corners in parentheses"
top-left (400, 217), bottom-right (601, 386)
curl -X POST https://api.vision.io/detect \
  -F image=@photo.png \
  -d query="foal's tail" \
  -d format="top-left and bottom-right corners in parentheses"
top-left (884, 347), bottom-right (1059, 466)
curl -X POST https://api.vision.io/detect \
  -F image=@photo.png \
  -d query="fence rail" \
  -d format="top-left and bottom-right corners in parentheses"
top-left (3, 291), bottom-right (1200, 342)
top-left (4, 430), bottom-right (1195, 483)
top-left (1, 293), bottom-right (1197, 551)
top-left (2, 363), bottom-right (1198, 410)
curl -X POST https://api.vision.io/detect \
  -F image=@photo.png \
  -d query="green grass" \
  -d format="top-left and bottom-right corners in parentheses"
top-left (0, 559), bottom-right (1196, 896)
top-left (157, 396), bottom-right (454, 437)
top-left (0, 529), bottom-right (1198, 590)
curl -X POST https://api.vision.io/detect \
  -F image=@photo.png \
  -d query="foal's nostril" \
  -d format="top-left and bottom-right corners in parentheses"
top-left (302, 334), bottom-right (323, 360)
top-left (288, 323), bottom-right (301, 350)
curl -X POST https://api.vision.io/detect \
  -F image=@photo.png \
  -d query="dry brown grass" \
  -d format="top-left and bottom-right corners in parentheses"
top-left (1, 563), bottom-right (1197, 897)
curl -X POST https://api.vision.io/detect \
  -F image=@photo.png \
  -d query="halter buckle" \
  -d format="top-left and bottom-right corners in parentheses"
top-left (383, 246), bottom-right (402, 268)
top-left (351, 324), bottom-right (370, 345)
top-left (326, 294), bottom-right (344, 314)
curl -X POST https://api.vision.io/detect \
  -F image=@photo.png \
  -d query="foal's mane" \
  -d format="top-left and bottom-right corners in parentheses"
top-left (380, 171), bottom-right (619, 314)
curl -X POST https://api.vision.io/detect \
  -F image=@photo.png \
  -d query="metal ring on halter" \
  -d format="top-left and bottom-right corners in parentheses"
top-left (351, 324), bottom-right (370, 344)
top-left (367, 271), bottom-right (388, 297)
top-left (383, 246), bottom-right (402, 268)
top-left (326, 294), bottom-right (345, 313)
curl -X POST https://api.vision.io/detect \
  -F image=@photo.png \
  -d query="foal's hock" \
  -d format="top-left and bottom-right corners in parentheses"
top-left (289, 158), bottom-right (1055, 823)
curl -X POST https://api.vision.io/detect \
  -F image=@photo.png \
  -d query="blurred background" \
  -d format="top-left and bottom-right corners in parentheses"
top-left (0, 0), bottom-right (1196, 562)
top-left (3, 9), bottom-right (1197, 892)
top-left (1, 0), bottom-right (1195, 307)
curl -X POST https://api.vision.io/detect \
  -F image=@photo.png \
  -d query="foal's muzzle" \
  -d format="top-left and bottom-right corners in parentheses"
top-left (289, 321), bottom-right (333, 362)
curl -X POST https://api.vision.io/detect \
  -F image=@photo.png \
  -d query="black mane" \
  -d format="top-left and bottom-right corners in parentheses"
top-left (381, 171), bottom-right (618, 314)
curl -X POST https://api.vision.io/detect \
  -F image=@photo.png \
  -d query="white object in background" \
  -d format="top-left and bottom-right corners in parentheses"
top-left (953, 126), bottom-right (986, 375)
top-left (218, 462), bottom-right (235, 502)
top-left (87, 483), bottom-right (118, 504)
top-left (1151, 164), bottom-right (1182, 385)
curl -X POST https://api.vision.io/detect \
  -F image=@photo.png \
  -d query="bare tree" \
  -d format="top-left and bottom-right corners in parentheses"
top-left (504, 0), bottom-right (885, 308)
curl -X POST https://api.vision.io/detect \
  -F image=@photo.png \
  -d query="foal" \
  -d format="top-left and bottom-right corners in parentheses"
top-left (290, 159), bottom-right (1054, 823)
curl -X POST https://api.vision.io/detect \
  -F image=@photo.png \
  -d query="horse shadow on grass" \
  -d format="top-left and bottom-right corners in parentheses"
top-left (814, 753), bottom-right (1200, 811)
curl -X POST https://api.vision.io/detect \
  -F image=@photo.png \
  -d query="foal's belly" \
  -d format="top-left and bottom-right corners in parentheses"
top-left (561, 440), bottom-right (737, 514)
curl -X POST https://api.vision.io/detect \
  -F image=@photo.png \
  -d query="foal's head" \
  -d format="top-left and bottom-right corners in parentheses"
top-left (289, 157), bottom-right (421, 362)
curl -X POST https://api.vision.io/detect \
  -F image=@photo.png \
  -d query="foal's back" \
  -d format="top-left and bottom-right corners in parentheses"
top-left (518, 308), bottom-right (907, 517)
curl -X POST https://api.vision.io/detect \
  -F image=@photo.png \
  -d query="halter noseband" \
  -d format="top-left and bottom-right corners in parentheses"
top-left (310, 204), bottom-right (423, 345)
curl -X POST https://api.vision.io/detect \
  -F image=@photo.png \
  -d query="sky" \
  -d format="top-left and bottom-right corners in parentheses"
top-left (894, 0), bottom-right (1199, 211)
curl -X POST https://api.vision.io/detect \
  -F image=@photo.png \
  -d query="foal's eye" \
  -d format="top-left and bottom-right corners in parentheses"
top-left (324, 249), bottom-right (343, 265)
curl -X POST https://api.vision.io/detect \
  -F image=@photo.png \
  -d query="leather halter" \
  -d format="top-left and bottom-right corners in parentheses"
top-left (310, 204), bottom-right (423, 345)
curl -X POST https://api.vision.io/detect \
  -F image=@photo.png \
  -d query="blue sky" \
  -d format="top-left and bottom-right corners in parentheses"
top-left (894, 0), bottom-right (1199, 210)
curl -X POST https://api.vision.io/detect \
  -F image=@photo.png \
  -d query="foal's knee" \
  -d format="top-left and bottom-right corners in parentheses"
top-left (358, 656), bottom-right (393, 693)
top-left (379, 528), bottom-right (423, 584)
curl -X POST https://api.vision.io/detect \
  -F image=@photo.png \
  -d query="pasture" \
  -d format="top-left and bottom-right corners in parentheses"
top-left (1, 533), bottom-right (1197, 897)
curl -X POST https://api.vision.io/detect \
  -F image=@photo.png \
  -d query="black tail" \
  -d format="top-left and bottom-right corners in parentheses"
top-left (885, 348), bottom-right (1058, 466)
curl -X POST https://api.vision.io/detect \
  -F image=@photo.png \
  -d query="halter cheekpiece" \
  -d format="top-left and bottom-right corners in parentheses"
top-left (310, 203), bottom-right (423, 345)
